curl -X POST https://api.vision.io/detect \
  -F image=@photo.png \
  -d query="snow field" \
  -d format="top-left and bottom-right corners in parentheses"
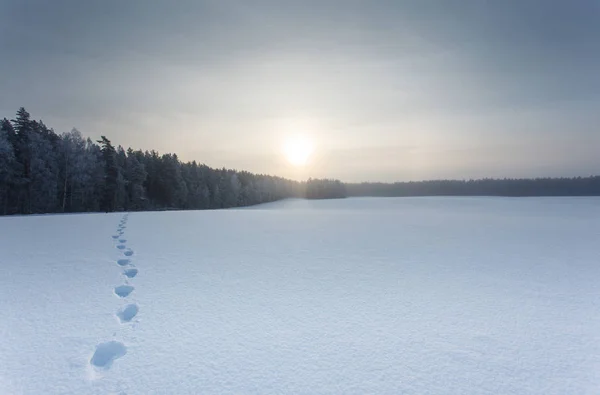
top-left (1, 197), bottom-right (600, 394)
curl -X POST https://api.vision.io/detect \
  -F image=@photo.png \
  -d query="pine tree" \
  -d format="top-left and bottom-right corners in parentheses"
top-left (0, 127), bottom-right (15, 214)
top-left (115, 146), bottom-right (128, 210)
top-left (10, 108), bottom-right (33, 213)
top-left (126, 149), bottom-right (147, 210)
top-left (97, 136), bottom-right (118, 212)
top-left (28, 122), bottom-right (60, 213)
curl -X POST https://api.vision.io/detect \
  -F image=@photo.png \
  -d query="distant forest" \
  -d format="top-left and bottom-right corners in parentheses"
top-left (347, 177), bottom-right (600, 198)
top-left (1, 108), bottom-right (598, 215)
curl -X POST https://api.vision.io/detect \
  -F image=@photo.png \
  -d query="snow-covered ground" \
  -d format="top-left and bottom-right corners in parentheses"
top-left (1, 197), bottom-right (600, 394)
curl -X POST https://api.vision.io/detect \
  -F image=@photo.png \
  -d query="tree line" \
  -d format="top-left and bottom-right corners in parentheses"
top-left (0, 108), bottom-right (304, 215)
top-left (346, 177), bottom-right (600, 197)
top-left (2, 107), bottom-right (599, 216)
top-left (306, 178), bottom-right (347, 199)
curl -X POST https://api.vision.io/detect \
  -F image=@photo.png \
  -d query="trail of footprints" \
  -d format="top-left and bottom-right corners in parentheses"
top-left (90, 214), bottom-right (139, 370)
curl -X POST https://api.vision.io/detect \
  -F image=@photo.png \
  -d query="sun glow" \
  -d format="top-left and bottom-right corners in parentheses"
top-left (283, 135), bottom-right (314, 166)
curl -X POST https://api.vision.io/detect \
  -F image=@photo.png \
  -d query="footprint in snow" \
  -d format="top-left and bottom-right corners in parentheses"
top-left (116, 244), bottom-right (126, 250)
top-left (118, 239), bottom-right (127, 243)
top-left (112, 235), bottom-right (119, 239)
top-left (117, 304), bottom-right (139, 323)
top-left (123, 268), bottom-right (138, 278)
top-left (117, 259), bottom-right (131, 267)
top-left (90, 341), bottom-right (126, 369)
top-left (114, 285), bottom-right (134, 297)
top-left (124, 250), bottom-right (134, 257)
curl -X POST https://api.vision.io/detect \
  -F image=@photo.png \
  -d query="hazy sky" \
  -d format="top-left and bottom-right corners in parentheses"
top-left (1, 0), bottom-right (599, 182)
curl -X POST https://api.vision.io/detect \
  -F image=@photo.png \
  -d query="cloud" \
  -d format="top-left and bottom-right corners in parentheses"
top-left (1, 0), bottom-right (599, 181)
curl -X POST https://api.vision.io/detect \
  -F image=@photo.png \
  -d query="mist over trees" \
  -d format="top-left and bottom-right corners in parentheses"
top-left (305, 178), bottom-right (347, 199)
top-left (1, 107), bottom-right (599, 216)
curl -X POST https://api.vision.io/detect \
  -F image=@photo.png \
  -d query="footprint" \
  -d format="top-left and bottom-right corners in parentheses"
top-left (119, 239), bottom-right (127, 243)
top-left (123, 268), bottom-right (138, 278)
top-left (117, 304), bottom-right (139, 323)
top-left (117, 259), bottom-right (130, 267)
top-left (90, 341), bottom-right (127, 369)
top-left (117, 244), bottom-right (126, 250)
top-left (112, 235), bottom-right (119, 239)
top-left (114, 285), bottom-right (134, 297)
top-left (124, 250), bottom-right (134, 257)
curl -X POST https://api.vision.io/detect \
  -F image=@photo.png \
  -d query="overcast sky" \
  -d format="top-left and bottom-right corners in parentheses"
top-left (1, 0), bottom-right (599, 182)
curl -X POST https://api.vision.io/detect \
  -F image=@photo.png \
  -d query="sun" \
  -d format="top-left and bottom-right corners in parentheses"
top-left (283, 135), bottom-right (314, 166)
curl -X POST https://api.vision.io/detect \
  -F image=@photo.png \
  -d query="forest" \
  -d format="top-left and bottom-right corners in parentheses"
top-left (0, 108), bottom-right (304, 215)
top-left (1, 107), bottom-right (598, 216)
top-left (346, 177), bottom-right (600, 197)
